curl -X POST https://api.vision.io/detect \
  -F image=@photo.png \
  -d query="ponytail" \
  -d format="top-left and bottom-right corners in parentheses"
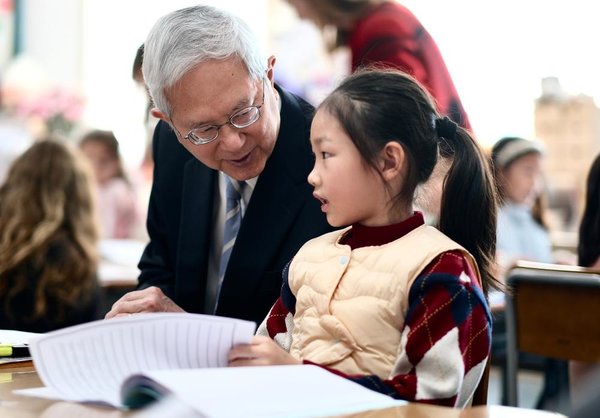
top-left (436, 118), bottom-right (502, 296)
top-left (320, 69), bottom-right (502, 295)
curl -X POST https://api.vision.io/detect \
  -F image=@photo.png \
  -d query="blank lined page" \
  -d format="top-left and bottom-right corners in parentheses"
top-left (123, 365), bottom-right (404, 417)
top-left (25, 313), bottom-right (255, 406)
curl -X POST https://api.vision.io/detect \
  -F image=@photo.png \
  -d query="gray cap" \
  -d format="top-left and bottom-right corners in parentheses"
top-left (492, 136), bottom-right (544, 169)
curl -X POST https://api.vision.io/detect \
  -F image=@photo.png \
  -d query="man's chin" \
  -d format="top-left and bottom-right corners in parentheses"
top-left (223, 160), bottom-right (265, 181)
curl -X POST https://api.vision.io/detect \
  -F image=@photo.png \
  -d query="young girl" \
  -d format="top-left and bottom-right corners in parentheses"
top-left (229, 69), bottom-right (499, 407)
top-left (491, 136), bottom-right (551, 275)
top-left (491, 136), bottom-right (569, 410)
top-left (0, 139), bottom-right (100, 332)
top-left (79, 130), bottom-right (141, 239)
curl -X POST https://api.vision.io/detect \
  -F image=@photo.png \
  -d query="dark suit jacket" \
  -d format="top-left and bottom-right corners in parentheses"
top-left (138, 86), bottom-right (334, 325)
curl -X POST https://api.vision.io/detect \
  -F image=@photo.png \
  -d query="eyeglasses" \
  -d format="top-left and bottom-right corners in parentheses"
top-left (183, 78), bottom-right (266, 145)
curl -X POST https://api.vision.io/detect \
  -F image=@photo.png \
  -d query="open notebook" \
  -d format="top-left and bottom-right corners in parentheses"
top-left (16, 313), bottom-right (255, 406)
top-left (121, 365), bottom-right (403, 418)
top-left (15, 313), bottom-right (402, 417)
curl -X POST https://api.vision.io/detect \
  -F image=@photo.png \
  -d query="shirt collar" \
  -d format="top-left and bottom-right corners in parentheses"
top-left (341, 212), bottom-right (425, 249)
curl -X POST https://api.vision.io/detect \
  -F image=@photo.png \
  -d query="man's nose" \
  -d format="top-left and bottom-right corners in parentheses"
top-left (218, 125), bottom-right (245, 151)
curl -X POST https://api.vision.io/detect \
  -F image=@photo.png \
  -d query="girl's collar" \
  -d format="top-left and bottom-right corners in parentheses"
top-left (341, 212), bottom-right (425, 249)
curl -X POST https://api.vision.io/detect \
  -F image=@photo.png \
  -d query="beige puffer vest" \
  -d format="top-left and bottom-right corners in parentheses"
top-left (288, 224), bottom-right (479, 379)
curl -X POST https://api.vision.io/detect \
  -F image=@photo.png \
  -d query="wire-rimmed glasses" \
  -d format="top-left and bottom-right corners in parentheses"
top-left (183, 78), bottom-right (266, 145)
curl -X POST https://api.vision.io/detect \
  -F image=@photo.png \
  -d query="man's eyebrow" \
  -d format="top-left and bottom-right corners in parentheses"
top-left (188, 96), bottom-right (253, 129)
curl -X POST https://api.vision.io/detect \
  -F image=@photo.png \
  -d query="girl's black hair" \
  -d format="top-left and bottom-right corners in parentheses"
top-left (320, 68), bottom-right (501, 295)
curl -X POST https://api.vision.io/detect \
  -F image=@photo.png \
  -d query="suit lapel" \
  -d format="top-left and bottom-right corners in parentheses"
top-left (219, 86), bottom-right (315, 306)
top-left (235, 167), bottom-right (309, 271)
top-left (176, 159), bottom-right (216, 312)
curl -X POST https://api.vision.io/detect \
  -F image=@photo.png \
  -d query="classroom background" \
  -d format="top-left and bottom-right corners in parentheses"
top-left (1, 0), bottom-right (599, 411)
top-left (2, 0), bottom-right (598, 244)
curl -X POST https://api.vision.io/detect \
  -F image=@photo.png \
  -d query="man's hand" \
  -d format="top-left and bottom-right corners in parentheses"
top-left (105, 286), bottom-right (185, 319)
top-left (228, 336), bottom-right (301, 367)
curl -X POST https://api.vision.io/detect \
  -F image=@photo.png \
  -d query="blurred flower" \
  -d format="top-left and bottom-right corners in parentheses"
top-left (13, 87), bottom-right (84, 138)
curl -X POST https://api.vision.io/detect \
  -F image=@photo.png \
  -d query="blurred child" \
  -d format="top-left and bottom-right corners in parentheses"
top-left (131, 44), bottom-right (157, 224)
top-left (229, 69), bottom-right (500, 407)
top-left (0, 139), bottom-right (100, 332)
top-left (132, 43), bottom-right (158, 180)
top-left (79, 129), bottom-right (141, 239)
top-left (491, 136), bottom-right (569, 410)
top-left (492, 136), bottom-right (551, 275)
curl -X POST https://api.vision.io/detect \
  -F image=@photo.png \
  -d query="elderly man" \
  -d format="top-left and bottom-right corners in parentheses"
top-left (106, 5), bottom-right (333, 324)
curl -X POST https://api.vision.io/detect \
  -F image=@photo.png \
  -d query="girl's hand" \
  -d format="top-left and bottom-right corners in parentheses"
top-left (228, 336), bottom-right (301, 367)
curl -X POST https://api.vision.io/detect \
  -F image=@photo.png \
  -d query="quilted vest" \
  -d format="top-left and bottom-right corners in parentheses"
top-left (288, 224), bottom-right (479, 379)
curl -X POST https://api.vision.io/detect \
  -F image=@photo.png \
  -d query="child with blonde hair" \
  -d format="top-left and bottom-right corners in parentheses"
top-left (0, 139), bottom-right (100, 332)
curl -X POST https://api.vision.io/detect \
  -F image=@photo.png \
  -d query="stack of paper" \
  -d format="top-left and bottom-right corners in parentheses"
top-left (14, 313), bottom-right (404, 417)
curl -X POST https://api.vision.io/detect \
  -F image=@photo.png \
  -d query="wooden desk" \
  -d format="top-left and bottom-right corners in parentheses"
top-left (0, 363), bottom-right (567, 418)
top-left (0, 362), bottom-right (133, 417)
top-left (344, 404), bottom-right (567, 417)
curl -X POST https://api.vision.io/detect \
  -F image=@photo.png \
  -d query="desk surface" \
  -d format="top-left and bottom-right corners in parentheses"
top-left (0, 362), bottom-right (568, 418)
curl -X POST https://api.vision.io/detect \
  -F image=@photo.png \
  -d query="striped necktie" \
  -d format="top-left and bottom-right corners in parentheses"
top-left (218, 176), bottom-right (245, 284)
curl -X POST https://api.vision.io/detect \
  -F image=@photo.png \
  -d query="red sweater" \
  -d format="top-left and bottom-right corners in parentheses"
top-left (261, 213), bottom-right (491, 406)
top-left (348, 2), bottom-right (472, 131)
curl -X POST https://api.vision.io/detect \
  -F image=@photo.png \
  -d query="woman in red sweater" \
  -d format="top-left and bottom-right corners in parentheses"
top-left (286, 0), bottom-right (471, 130)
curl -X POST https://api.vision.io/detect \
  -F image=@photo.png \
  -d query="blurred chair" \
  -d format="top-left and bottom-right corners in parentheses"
top-left (505, 261), bottom-right (600, 406)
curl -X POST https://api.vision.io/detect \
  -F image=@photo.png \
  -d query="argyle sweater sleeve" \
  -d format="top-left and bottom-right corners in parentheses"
top-left (259, 250), bottom-right (492, 407)
top-left (255, 261), bottom-right (297, 349)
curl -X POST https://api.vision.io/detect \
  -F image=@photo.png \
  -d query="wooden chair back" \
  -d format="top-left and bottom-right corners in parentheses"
top-left (504, 261), bottom-right (600, 406)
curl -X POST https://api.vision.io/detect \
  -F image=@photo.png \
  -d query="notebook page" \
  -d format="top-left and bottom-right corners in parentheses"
top-left (25, 313), bottom-right (255, 407)
top-left (122, 365), bottom-right (404, 418)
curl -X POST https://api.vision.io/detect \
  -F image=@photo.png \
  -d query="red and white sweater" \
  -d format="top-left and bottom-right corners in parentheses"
top-left (257, 213), bottom-right (491, 407)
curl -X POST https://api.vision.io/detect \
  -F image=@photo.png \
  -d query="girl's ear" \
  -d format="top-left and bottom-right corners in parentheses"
top-left (379, 141), bottom-right (406, 182)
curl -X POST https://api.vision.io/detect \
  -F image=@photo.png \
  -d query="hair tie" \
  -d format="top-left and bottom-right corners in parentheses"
top-left (435, 116), bottom-right (457, 140)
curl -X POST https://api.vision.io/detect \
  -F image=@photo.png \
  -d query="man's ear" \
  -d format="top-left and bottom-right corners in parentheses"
top-left (150, 107), bottom-right (169, 122)
top-left (379, 141), bottom-right (406, 182)
top-left (266, 55), bottom-right (277, 85)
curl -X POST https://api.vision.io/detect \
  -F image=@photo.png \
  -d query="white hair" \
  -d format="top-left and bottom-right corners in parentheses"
top-left (142, 5), bottom-right (267, 117)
